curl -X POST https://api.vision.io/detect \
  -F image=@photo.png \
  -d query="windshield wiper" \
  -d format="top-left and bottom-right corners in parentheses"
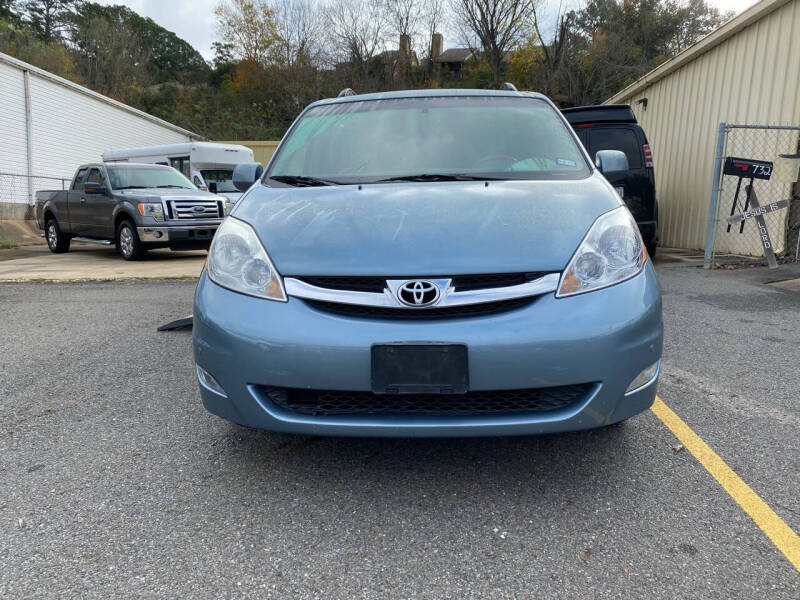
top-left (269, 175), bottom-right (340, 187)
top-left (375, 173), bottom-right (504, 183)
top-left (156, 185), bottom-right (191, 189)
top-left (115, 185), bottom-right (147, 190)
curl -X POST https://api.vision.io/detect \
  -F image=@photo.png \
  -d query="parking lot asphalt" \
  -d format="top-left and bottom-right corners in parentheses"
top-left (1, 262), bottom-right (799, 598)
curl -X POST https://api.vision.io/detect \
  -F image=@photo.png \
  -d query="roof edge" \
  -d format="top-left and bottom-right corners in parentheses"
top-left (0, 51), bottom-right (201, 140)
top-left (605, 0), bottom-right (793, 103)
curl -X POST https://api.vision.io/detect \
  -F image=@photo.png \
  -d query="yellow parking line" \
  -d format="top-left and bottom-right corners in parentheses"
top-left (651, 396), bottom-right (800, 572)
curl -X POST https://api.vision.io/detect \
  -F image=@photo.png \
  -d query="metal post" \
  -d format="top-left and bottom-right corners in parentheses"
top-left (703, 122), bottom-right (727, 268)
top-left (23, 70), bottom-right (34, 208)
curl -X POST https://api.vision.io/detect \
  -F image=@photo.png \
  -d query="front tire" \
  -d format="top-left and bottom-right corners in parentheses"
top-left (116, 219), bottom-right (147, 261)
top-left (646, 239), bottom-right (657, 258)
top-left (45, 218), bottom-right (70, 253)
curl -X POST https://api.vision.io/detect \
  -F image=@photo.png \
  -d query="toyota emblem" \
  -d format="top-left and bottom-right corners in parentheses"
top-left (397, 280), bottom-right (440, 307)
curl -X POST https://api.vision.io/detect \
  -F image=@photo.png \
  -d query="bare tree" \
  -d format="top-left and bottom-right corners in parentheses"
top-left (214, 0), bottom-right (280, 64)
top-left (530, 0), bottom-right (571, 96)
top-left (382, 0), bottom-right (424, 84)
top-left (383, 0), bottom-right (422, 42)
top-left (451, 0), bottom-right (533, 86)
top-left (325, 0), bottom-right (385, 85)
top-left (420, 0), bottom-right (446, 62)
top-left (271, 0), bottom-right (323, 67)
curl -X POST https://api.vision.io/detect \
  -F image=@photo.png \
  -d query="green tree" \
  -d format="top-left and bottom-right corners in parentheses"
top-left (0, 14), bottom-right (75, 76)
top-left (20, 0), bottom-right (78, 42)
top-left (510, 0), bottom-right (731, 107)
top-left (1, 0), bottom-right (20, 23)
top-left (212, 40), bottom-right (236, 68)
top-left (69, 9), bottom-right (148, 96)
top-left (69, 3), bottom-right (210, 86)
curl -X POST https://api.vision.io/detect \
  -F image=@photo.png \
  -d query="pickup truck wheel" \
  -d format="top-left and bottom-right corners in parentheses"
top-left (117, 220), bottom-right (147, 260)
top-left (45, 218), bottom-right (70, 253)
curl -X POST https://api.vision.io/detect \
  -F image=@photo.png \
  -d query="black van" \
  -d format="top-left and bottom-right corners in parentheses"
top-left (562, 105), bottom-right (658, 256)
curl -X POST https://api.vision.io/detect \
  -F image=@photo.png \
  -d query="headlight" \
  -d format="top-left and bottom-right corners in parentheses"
top-left (557, 206), bottom-right (646, 297)
top-left (207, 217), bottom-right (287, 301)
top-left (138, 202), bottom-right (164, 221)
top-left (223, 200), bottom-right (234, 215)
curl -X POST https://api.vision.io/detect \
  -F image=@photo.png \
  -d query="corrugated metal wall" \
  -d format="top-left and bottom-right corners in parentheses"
top-left (0, 62), bottom-right (28, 176)
top-left (27, 76), bottom-right (192, 180)
top-left (610, 0), bottom-right (800, 250)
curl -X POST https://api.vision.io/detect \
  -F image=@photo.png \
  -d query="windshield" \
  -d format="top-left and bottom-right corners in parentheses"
top-left (107, 166), bottom-right (196, 190)
top-left (201, 169), bottom-right (237, 193)
top-left (267, 96), bottom-right (590, 184)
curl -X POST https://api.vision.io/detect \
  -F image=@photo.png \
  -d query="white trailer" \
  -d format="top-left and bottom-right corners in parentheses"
top-left (102, 142), bottom-right (255, 201)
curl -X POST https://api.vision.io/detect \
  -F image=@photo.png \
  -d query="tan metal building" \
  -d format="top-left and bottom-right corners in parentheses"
top-left (606, 0), bottom-right (800, 251)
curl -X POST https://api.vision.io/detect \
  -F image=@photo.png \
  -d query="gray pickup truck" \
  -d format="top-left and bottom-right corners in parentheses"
top-left (36, 162), bottom-right (231, 260)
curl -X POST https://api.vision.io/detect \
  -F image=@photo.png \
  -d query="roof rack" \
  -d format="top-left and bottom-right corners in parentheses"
top-left (501, 82), bottom-right (518, 92)
top-left (337, 88), bottom-right (357, 98)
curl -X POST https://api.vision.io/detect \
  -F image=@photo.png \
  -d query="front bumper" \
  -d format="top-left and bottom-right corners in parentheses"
top-left (193, 263), bottom-right (663, 437)
top-left (138, 225), bottom-right (218, 244)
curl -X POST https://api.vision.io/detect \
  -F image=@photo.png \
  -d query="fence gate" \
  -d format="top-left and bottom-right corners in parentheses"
top-left (704, 124), bottom-right (800, 268)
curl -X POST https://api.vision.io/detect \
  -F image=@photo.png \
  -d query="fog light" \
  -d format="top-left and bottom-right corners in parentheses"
top-left (153, 230), bottom-right (163, 239)
top-left (196, 365), bottom-right (227, 397)
top-left (625, 361), bottom-right (659, 394)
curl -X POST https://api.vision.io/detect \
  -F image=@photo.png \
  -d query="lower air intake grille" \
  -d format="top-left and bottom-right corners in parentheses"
top-left (259, 384), bottom-right (593, 416)
top-left (305, 296), bottom-right (534, 319)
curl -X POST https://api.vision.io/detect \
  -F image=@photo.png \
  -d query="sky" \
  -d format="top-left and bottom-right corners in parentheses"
top-left (96, 0), bottom-right (761, 62)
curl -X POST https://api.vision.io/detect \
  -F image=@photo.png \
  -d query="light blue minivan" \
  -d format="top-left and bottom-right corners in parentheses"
top-left (193, 89), bottom-right (662, 437)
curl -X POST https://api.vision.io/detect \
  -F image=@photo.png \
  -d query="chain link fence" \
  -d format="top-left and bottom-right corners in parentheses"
top-left (704, 124), bottom-right (800, 268)
top-left (0, 172), bottom-right (71, 221)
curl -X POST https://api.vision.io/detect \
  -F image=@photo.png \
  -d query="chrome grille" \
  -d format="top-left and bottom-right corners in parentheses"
top-left (168, 200), bottom-right (222, 220)
top-left (297, 272), bottom-right (548, 293)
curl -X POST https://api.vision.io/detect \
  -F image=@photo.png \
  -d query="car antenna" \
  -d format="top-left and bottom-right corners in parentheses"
top-left (501, 82), bottom-right (518, 92)
top-left (338, 88), bottom-right (357, 97)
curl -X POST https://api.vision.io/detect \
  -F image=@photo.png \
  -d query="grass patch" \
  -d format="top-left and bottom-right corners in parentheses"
top-left (0, 241), bottom-right (19, 249)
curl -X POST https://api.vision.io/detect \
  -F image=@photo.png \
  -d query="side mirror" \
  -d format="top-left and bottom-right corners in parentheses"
top-left (232, 163), bottom-right (263, 192)
top-left (594, 150), bottom-right (629, 174)
top-left (84, 183), bottom-right (106, 195)
top-left (208, 182), bottom-right (218, 194)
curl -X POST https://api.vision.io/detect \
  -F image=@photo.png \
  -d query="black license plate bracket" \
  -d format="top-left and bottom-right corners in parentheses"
top-left (371, 344), bottom-right (468, 395)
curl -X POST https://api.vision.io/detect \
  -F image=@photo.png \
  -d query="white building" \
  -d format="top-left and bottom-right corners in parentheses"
top-left (0, 51), bottom-right (199, 219)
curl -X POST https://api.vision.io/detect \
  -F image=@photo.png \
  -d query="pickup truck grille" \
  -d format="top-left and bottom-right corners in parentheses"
top-left (168, 200), bottom-right (223, 220)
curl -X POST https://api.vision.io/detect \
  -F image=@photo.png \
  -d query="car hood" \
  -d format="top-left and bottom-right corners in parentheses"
top-left (233, 175), bottom-right (622, 275)
top-left (115, 188), bottom-right (221, 201)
